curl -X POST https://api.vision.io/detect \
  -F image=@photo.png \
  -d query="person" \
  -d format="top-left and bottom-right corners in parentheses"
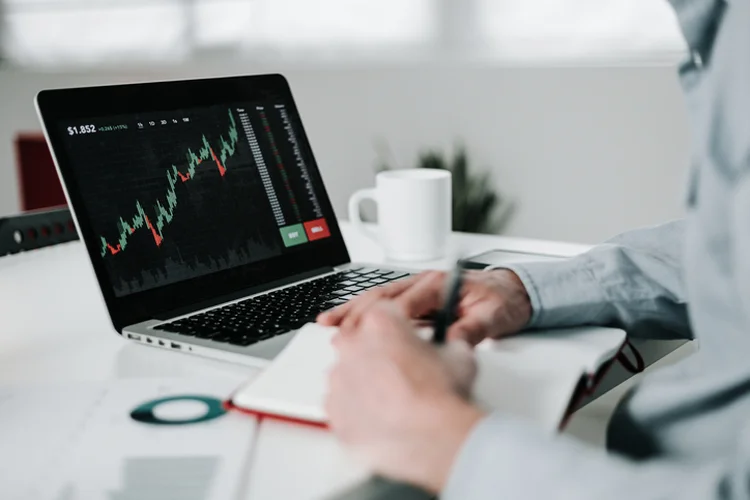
top-left (316, 0), bottom-right (750, 497)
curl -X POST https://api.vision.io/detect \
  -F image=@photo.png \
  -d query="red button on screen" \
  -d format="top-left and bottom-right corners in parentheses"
top-left (303, 218), bottom-right (331, 241)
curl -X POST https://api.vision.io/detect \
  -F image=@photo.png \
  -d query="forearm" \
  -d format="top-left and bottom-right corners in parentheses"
top-left (443, 414), bottom-right (738, 500)
top-left (505, 220), bottom-right (692, 339)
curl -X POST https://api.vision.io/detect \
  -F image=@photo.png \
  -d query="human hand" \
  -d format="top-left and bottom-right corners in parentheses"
top-left (326, 302), bottom-right (485, 493)
top-left (318, 269), bottom-right (532, 345)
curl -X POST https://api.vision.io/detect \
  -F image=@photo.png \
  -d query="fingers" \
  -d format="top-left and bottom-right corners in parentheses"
top-left (317, 296), bottom-right (361, 326)
top-left (438, 341), bottom-right (477, 397)
top-left (392, 271), bottom-right (445, 318)
top-left (338, 288), bottom-right (394, 332)
top-left (319, 271), bottom-right (443, 333)
top-left (356, 301), bottom-right (412, 344)
top-left (333, 301), bottom-right (415, 357)
top-left (331, 329), bottom-right (345, 348)
top-left (340, 271), bottom-right (444, 332)
top-left (317, 274), bottom-right (420, 327)
top-left (446, 314), bottom-right (494, 346)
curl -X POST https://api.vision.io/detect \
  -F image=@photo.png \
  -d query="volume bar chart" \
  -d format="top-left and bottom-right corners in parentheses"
top-left (278, 105), bottom-right (323, 219)
top-left (259, 108), bottom-right (302, 221)
top-left (238, 109), bottom-right (285, 227)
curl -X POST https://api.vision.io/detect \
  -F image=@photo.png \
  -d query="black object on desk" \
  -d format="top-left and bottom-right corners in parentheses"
top-left (327, 476), bottom-right (434, 500)
top-left (0, 207), bottom-right (78, 256)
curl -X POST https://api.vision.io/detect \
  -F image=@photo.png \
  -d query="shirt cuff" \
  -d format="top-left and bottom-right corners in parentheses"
top-left (489, 256), bottom-right (608, 329)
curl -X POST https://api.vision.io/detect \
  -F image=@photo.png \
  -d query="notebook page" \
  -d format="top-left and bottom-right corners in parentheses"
top-left (477, 327), bottom-right (626, 374)
top-left (473, 348), bottom-right (583, 433)
top-left (231, 324), bottom-right (625, 431)
top-left (472, 326), bottom-right (625, 432)
top-left (232, 324), bottom-right (338, 423)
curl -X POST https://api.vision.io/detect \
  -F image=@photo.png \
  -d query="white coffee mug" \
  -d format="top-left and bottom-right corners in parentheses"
top-left (348, 169), bottom-right (452, 261)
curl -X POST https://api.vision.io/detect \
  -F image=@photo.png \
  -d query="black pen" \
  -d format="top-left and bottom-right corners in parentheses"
top-left (432, 263), bottom-right (464, 344)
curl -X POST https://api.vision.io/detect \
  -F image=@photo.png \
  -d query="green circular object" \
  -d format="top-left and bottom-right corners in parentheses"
top-left (130, 395), bottom-right (226, 425)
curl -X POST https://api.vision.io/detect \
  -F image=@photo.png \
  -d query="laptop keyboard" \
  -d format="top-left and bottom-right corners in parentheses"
top-left (152, 268), bottom-right (409, 348)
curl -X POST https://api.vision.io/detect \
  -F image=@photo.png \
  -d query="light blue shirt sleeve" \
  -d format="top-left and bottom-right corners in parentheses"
top-left (443, 414), bottom-right (748, 500)
top-left (506, 220), bottom-right (692, 340)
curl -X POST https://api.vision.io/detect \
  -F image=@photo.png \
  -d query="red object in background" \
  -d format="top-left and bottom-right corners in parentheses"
top-left (303, 218), bottom-right (331, 241)
top-left (14, 133), bottom-right (67, 211)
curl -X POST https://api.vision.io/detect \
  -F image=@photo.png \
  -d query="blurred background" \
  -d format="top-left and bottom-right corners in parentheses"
top-left (0, 0), bottom-right (691, 243)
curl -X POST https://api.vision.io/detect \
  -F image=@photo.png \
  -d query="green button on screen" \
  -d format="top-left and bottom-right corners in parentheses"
top-left (279, 224), bottom-right (308, 247)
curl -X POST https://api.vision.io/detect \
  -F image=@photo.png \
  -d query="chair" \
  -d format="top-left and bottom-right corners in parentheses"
top-left (14, 133), bottom-right (67, 211)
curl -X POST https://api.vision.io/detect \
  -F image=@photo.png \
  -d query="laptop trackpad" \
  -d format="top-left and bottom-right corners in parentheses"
top-left (246, 330), bottom-right (298, 360)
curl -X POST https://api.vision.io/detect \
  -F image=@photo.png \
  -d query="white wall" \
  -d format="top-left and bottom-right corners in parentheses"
top-left (0, 62), bottom-right (691, 243)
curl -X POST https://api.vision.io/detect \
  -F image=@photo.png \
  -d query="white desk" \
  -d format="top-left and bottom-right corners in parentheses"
top-left (0, 222), bottom-right (611, 499)
top-left (0, 222), bottom-right (590, 385)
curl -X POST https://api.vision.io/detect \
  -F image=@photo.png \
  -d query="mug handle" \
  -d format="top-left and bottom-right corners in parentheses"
top-left (348, 188), bottom-right (379, 244)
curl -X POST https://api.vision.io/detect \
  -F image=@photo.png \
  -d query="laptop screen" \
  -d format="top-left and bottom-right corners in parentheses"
top-left (58, 99), bottom-right (334, 297)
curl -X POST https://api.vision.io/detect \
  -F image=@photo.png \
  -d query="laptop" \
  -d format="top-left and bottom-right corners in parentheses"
top-left (35, 74), bottom-right (410, 367)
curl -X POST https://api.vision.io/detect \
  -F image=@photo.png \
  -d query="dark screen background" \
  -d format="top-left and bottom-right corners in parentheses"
top-left (61, 102), bottom-right (329, 296)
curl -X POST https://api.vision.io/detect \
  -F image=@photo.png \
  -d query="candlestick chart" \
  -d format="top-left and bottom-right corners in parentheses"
top-left (99, 109), bottom-right (239, 257)
top-left (64, 106), bottom-right (287, 296)
top-left (62, 102), bottom-right (331, 297)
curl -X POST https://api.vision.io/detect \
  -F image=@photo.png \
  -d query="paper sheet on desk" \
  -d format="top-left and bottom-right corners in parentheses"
top-left (0, 379), bottom-right (256, 500)
top-left (244, 419), bottom-right (370, 500)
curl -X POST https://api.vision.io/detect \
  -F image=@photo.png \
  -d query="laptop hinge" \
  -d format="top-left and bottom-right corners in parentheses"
top-left (153, 267), bottom-right (335, 321)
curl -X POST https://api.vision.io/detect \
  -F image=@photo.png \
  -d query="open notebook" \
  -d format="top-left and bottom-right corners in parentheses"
top-left (227, 323), bottom-right (626, 434)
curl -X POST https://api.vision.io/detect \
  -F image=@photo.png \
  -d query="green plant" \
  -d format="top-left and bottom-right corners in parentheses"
top-left (377, 143), bottom-right (510, 234)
